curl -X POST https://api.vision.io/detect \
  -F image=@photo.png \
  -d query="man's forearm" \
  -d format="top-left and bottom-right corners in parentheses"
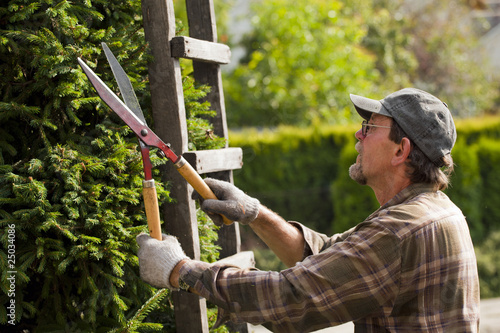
top-left (250, 206), bottom-right (305, 267)
top-left (169, 206), bottom-right (305, 289)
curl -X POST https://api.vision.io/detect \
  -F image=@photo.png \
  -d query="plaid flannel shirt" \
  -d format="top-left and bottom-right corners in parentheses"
top-left (180, 184), bottom-right (480, 332)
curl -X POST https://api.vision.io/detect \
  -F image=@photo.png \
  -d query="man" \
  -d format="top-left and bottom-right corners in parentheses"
top-left (137, 88), bottom-right (480, 332)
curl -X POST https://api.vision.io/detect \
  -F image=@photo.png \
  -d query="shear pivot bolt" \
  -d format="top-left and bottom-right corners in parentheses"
top-left (141, 129), bottom-right (148, 136)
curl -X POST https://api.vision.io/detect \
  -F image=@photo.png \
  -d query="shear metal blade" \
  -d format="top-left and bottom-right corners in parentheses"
top-left (78, 58), bottom-right (146, 131)
top-left (101, 43), bottom-right (154, 179)
top-left (102, 42), bottom-right (147, 124)
top-left (78, 57), bottom-right (179, 163)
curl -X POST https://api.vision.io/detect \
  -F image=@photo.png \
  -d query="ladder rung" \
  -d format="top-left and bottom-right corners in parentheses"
top-left (183, 147), bottom-right (242, 174)
top-left (216, 251), bottom-right (255, 269)
top-left (171, 36), bottom-right (231, 64)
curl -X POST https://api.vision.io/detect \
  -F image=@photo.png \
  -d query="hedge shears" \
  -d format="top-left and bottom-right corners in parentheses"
top-left (78, 43), bottom-right (231, 240)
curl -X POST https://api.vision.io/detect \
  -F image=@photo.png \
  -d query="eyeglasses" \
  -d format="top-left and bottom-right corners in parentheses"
top-left (361, 120), bottom-right (392, 137)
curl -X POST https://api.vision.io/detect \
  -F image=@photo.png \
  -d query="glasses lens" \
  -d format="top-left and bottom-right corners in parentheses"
top-left (362, 120), bottom-right (367, 136)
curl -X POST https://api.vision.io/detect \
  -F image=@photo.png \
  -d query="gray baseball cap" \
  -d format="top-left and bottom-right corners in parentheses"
top-left (350, 88), bottom-right (456, 167)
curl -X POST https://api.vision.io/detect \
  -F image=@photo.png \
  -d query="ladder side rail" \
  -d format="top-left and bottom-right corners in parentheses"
top-left (141, 0), bottom-right (209, 332)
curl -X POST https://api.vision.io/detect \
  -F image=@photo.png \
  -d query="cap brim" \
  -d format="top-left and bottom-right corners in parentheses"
top-left (350, 93), bottom-right (392, 120)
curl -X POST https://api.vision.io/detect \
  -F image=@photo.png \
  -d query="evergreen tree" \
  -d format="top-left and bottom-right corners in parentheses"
top-left (1, 0), bottom-right (224, 330)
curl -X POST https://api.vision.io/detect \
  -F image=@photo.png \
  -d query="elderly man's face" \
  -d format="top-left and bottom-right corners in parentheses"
top-left (349, 115), bottom-right (394, 186)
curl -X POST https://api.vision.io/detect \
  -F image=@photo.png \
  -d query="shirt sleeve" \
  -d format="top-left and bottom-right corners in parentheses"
top-left (179, 220), bottom-right (402, 332)
top-left (288, 221), bottom-right (358, 258)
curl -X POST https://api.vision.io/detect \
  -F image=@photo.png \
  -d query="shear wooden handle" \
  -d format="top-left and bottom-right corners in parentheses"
top-left (175, 157), bottom-right (233, 225)
top-left (143, 180), bottom-right (162, 240)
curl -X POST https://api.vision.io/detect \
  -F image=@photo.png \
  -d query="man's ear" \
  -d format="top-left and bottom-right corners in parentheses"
top-left (392, 137), bottom-right (412, 166)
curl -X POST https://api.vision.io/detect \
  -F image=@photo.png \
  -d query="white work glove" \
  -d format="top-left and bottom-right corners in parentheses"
top-left (136, 233), bottom-right (190, 289)
top-left (192, 178), bottom-right (260, 226)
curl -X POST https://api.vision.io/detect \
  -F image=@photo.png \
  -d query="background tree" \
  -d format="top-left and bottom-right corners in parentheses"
top-left (364, 0), bottom-right (498, 117)
top-left (223, 0), bottom-right (499, 128)
top-left (224, 0), bottom-right (380, 127)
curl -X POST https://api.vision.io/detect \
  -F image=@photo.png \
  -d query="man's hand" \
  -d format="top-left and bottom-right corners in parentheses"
top-left (136, 233), bottom-right (190, 289)
top-left (193, 178), bottom-right (260, 226)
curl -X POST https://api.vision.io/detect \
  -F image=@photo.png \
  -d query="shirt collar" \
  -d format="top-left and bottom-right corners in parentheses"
top-left (366, 183), bottom-right (438, 221)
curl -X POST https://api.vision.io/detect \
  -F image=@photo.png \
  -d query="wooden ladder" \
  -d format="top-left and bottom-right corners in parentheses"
top-left (141, 0), bottom-right (253, 332)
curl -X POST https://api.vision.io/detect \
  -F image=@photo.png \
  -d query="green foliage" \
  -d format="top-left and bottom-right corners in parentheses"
top-left (108, 289), bottom-right (169, 333)
top-left (0, 0), bottom-right (148, 162)
top-left (463, 135), bottom-right (499, 301)
top-left (356, 0), bottom-right (499, 115)
top-left (455, 116), bottom-right (500, 144)
top-left (476, 139), bottom-right (500, 235)
top-left (447, 117), bottom-right (500, 243)
top-left (183, 75), bottom-right (227, 151)
top-left (0, 0), bottom-right (225, 331)
top-left (224, 0), bottom-right (379, 127)
top-left (223, 0), bottom-right (499, 128)
top-left (252, 248), bottom-right (287, 272)
top-left (476, 231), bottom-right (500, 299)
top-left (357, 0), bottom-right (416, 89)
top-left (392, 0), bottom-right (498, 117)
top-left (445, 138), bottom-right (483, 241)
top-left (0, 0), bottom-right (153, 329)
top-left (0, 123), bottom-right (166, 330)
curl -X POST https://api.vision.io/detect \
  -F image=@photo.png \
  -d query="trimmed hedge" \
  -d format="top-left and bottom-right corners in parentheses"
top-left (230, 116), bottom-right (500, 242)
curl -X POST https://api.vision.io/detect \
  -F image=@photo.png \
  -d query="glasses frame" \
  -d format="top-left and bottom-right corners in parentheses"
top-left (361, 120), bottom-right (392, 137)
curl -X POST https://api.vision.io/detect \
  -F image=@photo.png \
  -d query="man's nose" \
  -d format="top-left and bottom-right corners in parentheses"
top-left (355, 128), bottom-right (364, 141)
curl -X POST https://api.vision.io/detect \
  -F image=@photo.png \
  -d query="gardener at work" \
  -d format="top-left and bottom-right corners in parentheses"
top-left (137, 88), bottom-right (480, 332)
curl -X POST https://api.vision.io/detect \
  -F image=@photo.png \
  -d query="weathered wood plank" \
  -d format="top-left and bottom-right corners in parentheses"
top-left (193, 63), bottom-right (229, 141)
top-left (141, 0), bottom-right (209, 331)
top-left (143, 1), bottom-right (250, 332)
top-left (203, 170), bottom-right (242, 259)
top-left (172, 292), bottom-right (209, 332)
top-left (183, 148), bottom-right (243, 174)
top-left (217, 251), bottom-right (255, 269)
top-left (186, 0), bottom-right (229, 144)
top-left (186, 0), bottom-right (217, 42)
top-left (141, 0), bottom-right (188, 152)
top-left (185, 1), bottom-right (243, 275)
top-left (171, 36), bottom-right (231, 64)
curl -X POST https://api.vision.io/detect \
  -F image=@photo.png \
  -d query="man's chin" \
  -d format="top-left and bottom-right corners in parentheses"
top-left (349, 163), bottom-right (367, 185)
